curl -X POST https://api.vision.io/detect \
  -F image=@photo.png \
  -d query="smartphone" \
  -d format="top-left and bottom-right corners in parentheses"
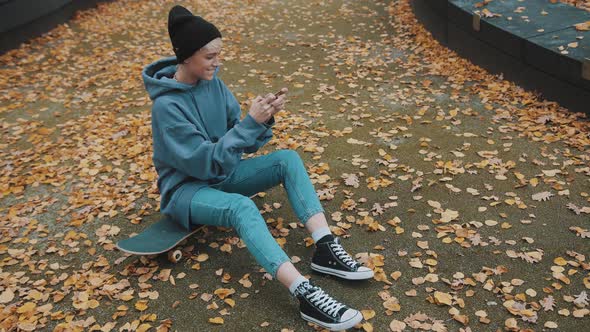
top-left (274, 89), bottom-right (287, 98)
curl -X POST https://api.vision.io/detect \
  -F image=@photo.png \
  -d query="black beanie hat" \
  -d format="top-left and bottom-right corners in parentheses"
top-left (167, 5), bottom-right (222, 64)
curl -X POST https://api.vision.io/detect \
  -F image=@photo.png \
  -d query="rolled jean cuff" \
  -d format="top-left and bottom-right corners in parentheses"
top-left (270, 253), bottom-right (292, 280)
top-left (301, 207), bottom-right (325, 225)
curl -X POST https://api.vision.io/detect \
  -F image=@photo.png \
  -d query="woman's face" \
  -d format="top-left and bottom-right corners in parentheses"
top-left (182, 38), bottom-right (223, 81)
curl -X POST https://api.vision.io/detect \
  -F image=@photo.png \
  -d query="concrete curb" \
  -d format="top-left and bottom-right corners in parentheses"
top-left (0, 0), bottom-right (115, 55)
top-left (410, 0), bottom-right (590, 115)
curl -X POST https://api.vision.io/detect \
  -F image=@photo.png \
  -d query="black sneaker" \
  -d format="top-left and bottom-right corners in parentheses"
top-left (293, 280), bottom-right (362, 331)
top-left (311, 236), bottom-right (374, 280)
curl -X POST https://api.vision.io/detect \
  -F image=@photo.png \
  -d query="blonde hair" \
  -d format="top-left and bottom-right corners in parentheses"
top-left (201, 37), bottom-right (222, 53)
top-left (180, 37), bottom-right (222, 65)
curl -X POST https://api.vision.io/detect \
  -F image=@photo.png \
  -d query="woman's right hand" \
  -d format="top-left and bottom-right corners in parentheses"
top-left (248, 94), bottom-right (277, 124)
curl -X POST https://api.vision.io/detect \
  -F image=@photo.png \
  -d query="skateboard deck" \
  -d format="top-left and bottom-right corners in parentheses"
top-left (116, 192), bottom-right (260, 262)
top-left (116, 215), bottom-right (204, 256)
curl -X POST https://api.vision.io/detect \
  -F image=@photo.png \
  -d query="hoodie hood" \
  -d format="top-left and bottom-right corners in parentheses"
top-left (141, 55), bottom-right (220, 100)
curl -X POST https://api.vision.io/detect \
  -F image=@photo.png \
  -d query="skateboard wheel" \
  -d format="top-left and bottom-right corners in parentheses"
top-left (168, 250), bottom-right (182, 263)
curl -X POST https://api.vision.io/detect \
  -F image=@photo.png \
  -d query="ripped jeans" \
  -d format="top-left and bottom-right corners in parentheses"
top-left (189, 149), bottom-right (325, 279)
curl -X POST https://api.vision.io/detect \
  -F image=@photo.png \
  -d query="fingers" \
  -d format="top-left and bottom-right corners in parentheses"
top-left (262, 93), bottom-right (275, 105)
top-left (270, 94), bottom-right (286, 108)
top-left (255, 95), bottom-right (269, 108)
top-left (254, 91), bottom-right (287, 113)
top-left (269, 100), bottom-right (283, 110)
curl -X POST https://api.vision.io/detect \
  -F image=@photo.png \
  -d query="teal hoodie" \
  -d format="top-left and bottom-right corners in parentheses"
top-left (141, 55), bottom-right (275, 231)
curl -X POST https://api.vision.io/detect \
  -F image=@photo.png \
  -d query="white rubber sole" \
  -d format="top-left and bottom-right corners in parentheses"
top-left (301, 310), bottom-right (362, 331)
top-left (311, 263), bottom-right (374, 280)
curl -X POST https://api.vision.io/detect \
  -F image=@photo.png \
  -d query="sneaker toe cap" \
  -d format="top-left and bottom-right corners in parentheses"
top-left (358, 266), bottom-right (374, 274)
top-left (341, 308), bottom-right (361, 322)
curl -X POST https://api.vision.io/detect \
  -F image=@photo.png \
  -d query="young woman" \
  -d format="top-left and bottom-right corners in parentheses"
top-left (141, 5), bottom-right (374, 331)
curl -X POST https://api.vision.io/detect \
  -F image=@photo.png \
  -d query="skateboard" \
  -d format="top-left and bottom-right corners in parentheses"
top-left (116, 192), bottom-right (260, 263)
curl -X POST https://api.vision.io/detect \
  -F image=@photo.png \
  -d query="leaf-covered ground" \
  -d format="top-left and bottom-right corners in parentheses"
top-left (0, 0), bottom-right (589, 331)
top-left (558, 0), bottom-right (590, 12)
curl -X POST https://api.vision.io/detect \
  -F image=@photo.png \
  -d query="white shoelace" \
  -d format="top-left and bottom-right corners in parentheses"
top-left (330, 239), bottom-right (360, 269)
top-left (306, 287), bottom-right (346, 317)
